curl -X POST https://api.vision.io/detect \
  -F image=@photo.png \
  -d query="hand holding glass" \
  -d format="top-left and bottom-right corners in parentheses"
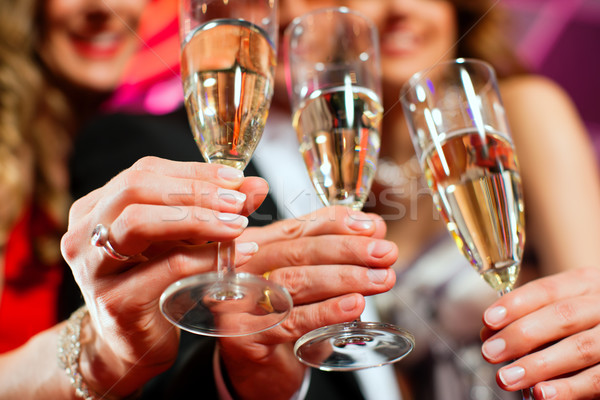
top-left (400, 58), bottom-right (533, 398)
top-left (285, 7), bottom-right (415, 371)
top-left (160, 0), bottom-right (292, 337)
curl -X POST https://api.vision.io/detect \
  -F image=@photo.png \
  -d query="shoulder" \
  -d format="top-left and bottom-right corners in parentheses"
top-left (497, 74), bottom-right (592, 172)
top-left (498, 74), bottom-right (585, 134)
top-left (499, 74), bottom-right (577, 111)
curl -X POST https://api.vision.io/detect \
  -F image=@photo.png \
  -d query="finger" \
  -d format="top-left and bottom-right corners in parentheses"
top-left (109, 241), bottom-right (260, 301)
top-left (217, 293), bottom-right (365, 363)
top-left (480, 325), bottom-right (496, 342)
top-left (106, 204), bottom-right (252, 263)
top-left (482, 294), bottom-right (600, 364)
top-left (237, 177), bottom-right (269, 216)
top-left (237, 293), bottom-right (365, 347)
top-left (71, 156), bottom-right (264, 219)
top-left (62, 205), bottom-right (251, 279)
top-left (265, 264), bottom-right (395, 306)
top-left (239, 206), bottom-right (386, 246)
top-left (489, 324), bottom-right (600, 394)
top-left (128, 156), bottom-right (248, 186)
top-left (243, 235), bottom-right (398, 276)
top-left (276, 293), bottom-right (365, 339)
top-left (482, 268), bottom-right (600, 331)
top-left (72, 157), bottom-right (245, 210)
top-left (534, 363), bottom-right (600, 400)
top-left (94, 170), bottom-right (258, 219)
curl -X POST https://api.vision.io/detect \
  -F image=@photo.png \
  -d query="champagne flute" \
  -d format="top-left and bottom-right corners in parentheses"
top-left (160, 0), bottom-right (293, 337)
top-left (284, 7), bottom-right (415, 371)
top-left (400, 58), bottom-right (533, 399)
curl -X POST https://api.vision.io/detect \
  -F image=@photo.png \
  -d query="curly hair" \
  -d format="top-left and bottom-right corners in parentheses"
top-left (0, 0), bottom-right (72, 244)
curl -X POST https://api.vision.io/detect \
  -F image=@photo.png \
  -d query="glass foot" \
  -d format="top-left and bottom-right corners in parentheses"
top-left (160, 272), bottom-right (293, 337)
top-left (294, 321), bottom-right (415, 371)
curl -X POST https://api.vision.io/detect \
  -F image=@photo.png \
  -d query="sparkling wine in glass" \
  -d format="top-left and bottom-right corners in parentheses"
top-left (160, 0), bottom-right (293, 337)
top-left (285, 7), bottom-right (415, 371)
top-left (400, 58), bottom-right (533, 398)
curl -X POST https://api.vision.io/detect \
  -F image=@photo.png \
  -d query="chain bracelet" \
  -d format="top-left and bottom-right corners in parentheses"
top-left (57, 306), bottom-right (145, 400)
top-left (58, 305), bottom-right (104, 399)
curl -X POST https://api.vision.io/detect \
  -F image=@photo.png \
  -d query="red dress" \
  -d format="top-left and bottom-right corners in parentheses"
top-left (0, 203), bottom-right (64, 353)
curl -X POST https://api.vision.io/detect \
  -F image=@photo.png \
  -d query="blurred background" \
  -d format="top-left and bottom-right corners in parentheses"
top-left (504, 0), bottom-right (600, 162)
top-left (113, 0), bottom-right (600, 161)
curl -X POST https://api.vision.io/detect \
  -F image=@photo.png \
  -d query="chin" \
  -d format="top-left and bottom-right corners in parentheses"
top-left (61, 73), bottom-right (120, 96)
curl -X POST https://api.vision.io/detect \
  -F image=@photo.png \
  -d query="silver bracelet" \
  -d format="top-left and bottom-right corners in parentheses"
top-left (57, 305), bottom-right (106, 400)
top-left (58, 306), bottom-right (143, 400)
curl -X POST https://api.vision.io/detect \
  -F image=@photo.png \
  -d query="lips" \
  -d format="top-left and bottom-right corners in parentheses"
top-left (380, 29), bottom-right (420, 56)
top-left (70, 31), bottom-right (125, 59)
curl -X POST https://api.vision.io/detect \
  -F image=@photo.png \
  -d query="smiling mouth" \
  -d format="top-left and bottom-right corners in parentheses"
top-left (381, 30), bottom-right (419, 55)
top-left (70, 32), bottom-right (125, 59)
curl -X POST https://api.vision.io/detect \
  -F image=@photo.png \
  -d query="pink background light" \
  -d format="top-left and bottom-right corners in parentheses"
top-left (504, 0), bottom-right (600, 160)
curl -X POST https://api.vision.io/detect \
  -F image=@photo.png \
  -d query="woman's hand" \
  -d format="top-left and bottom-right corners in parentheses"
top-left (481, 267), bottom-right (600, 400)
top-left (218, 206), bottom-right (398, 400)
top-left (61, 156), bottom-right (268, 396)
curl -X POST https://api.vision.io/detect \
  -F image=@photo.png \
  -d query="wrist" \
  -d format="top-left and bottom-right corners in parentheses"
top-left (58, 306), bottom-right (143, 399)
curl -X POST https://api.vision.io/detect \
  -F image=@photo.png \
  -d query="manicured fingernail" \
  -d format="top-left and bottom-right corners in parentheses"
top-left (217, 188), bottom-right (246, 205)
top-left (218, 167), bottom-right (244, 182)
top-left (482, 338), bottom-right (506, 360)
top-left (498, 366), bottom-right (525, 386)
top-left (340, 296), bottom-right (358, 312)
top-left (368, 241), bottom-right (394, 258)
top-left (540, 384), bottom-right (557, 399)
top-left (368, 268), bottom-right (389, 284)
top-left (345, 213), bottom-right (374, 231)
top-left (484, 306), bottom-right (507, 325)
top-left (217, 213), bottom-right (248, 228)
top-left (236, 242), bottom-right (258, 256)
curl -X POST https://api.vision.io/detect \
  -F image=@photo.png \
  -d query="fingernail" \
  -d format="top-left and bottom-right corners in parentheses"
top-left (217, 188), bottom-right (246, 205)
top-left (217, 213), bottom-right (248, 228)
top-left (482, 338), bottom-right (506, 360)
top-left (540, 384), bottom-right (557, 399)
top-left (368, 268), bottom-right (389, 284)
top-left (340, 296), bottom-right (358, 312)
top-left (345, 213), bottom-right (374, 231)
top-left (484, 306), bottom-right (507, 326)
top-left (236, 242), bottom-right (258, 256)
top-left (498, 366), bottom-right (525, 386)
top-left (218, 167), bottom-right (244, 182)
top-left (368, 241), bottom-right (394, 258)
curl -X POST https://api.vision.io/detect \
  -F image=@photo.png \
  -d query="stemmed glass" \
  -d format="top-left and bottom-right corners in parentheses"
top-left (400, 58), bottom-right (533, 399)
top-left (284, 7), bottom-right (415, 371)
top-left (160, 0), bottom-right (293, 337)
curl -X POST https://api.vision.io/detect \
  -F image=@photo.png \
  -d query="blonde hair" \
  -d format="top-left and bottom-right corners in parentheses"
top-left (0, 0), bottom-right (72, 244)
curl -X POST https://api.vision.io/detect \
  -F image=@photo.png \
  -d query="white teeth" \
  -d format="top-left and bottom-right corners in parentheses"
top-left (85, 33), bottom-right (120, 47)
top-left (382, 31), bottom-right (417, 52)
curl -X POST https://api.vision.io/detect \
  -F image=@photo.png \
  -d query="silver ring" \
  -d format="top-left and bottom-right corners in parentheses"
top-left (91, 224), bottom-right (133, 261)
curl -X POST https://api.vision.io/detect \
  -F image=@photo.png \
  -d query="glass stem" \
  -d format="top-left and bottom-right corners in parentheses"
top-left (218, 240), bottom-right (236, 279)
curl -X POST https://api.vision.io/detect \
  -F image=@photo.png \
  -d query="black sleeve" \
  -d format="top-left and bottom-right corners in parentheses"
top-left (70, 107), bottom-right (201, 200)
top-left (70, 106), bottom-right (278, 226)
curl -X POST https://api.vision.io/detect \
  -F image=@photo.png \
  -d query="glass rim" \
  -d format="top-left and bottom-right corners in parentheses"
top-left (283, 6), bottom-right (379, 40)
top-left (400, 57), bottom-right (497, 99)
top-left (179, 0), bottom-right (279, 51)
